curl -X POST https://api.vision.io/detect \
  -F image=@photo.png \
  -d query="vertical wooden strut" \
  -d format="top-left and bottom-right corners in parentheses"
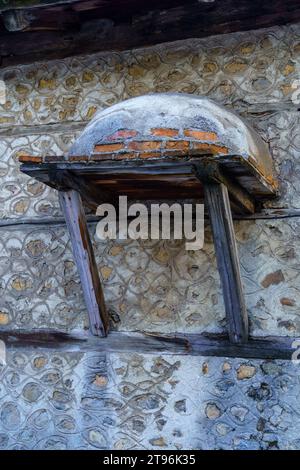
top-left (204, 183), bottom-right (248, 344)
top-left (59, 189), bottom-right (109, 337)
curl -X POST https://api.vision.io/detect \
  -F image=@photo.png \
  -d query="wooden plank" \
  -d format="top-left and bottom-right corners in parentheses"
top-left (204, 183), bottom-right (248, 344)
top-left (19, 157), bottom-right (272, 205)
top-left (0, 329), bottom-right (295, 360)
top-left (59, 189), bottom-right (109, 336)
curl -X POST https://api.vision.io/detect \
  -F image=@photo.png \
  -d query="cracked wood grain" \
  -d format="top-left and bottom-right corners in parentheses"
top-left (59, 189), bottom-right (109, 336)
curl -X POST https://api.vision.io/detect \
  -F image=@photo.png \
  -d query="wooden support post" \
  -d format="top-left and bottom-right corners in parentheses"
top-left (204, 183), bottom-right (248, 344)
top-left (59, 189), bottom-right (109, 337)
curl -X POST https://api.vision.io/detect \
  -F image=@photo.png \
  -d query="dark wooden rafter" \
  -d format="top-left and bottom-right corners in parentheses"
top-left (194, 161), bottom-right (255, 215)
top-left (59, 189), bottom-right (109, 336)
top-left (52, 169), bottom-right (116, 210)
top-left (1, 0), bottom-right (300, 66)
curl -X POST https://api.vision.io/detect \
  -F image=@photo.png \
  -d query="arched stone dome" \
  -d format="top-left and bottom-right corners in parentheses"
top-left (68, 92), bottom-right (277, 193)
top-left (19, 93), bottom-right (278, 200)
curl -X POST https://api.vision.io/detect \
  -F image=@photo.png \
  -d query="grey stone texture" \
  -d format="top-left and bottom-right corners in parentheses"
top-left (1, 352), bottom-right (300, 450)
top-left (0, 22), bottom-right (300, 448)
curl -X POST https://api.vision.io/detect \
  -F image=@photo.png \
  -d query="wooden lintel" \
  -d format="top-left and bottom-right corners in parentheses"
top-left (0, 329), bottom-right (295, 360)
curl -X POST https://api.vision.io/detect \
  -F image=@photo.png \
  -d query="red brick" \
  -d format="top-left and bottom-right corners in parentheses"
top-left (184, 129), bottom-right (217, 141)
top-left (106, 129), bottom-right (138, 141)
top-left (114, 152), bottom-right (138, 160)
top-left (139, 152), bottom-right (161, 159)
top-left (165, 140), bottom-right (189, 151)
top-left (94, 143), bottom-right (125, 153)
top-left (151, 128), bottom-right (179, 138)
top-left (128, 141), bottom-right (161, 151)
top-left (18, 155), bottom-right (43, 163)
top-left (192, 142), bottom-right (228, 154)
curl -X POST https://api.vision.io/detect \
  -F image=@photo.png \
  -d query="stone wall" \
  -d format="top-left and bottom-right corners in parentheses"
top-left (0, 23), bottom-right (300, 449)
top-left (1, 352), bottom-right (300, 450)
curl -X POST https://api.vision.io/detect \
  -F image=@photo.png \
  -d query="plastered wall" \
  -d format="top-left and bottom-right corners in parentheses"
top-left (0, 23), bottom-right (300, 449)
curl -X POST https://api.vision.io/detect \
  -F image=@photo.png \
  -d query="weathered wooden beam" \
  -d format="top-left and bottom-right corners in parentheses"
top-left (0, 329), bottom-right (295, 359)
top-left (20, 160), bottom-right (195, 176)
top-left (52, 170), bottom-right (116, 210)
top-left (2, 9), bottom-right (31, 31)
top-left (204, 183), bottom-right (248, 344)
top-left (195, 162), bottom-right (256, 214)
top-left (0, 0), bottom-right (183, 12)
top-left (59, 189), bottom-right (109, 336)
top-left (215, 174), bottom-right (255, 215)
top-left (2, 207), bottom-right (300, 231)
top-left (1, 0), bottom-right (300, 66)
top-left (0, 0), bottom-right (80, 11)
